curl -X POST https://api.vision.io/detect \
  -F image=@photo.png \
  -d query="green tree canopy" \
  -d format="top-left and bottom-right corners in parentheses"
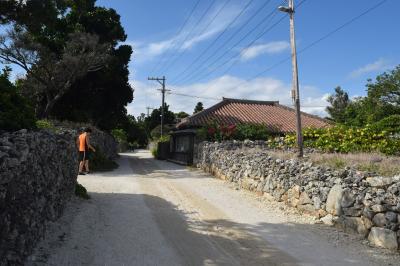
top-left (326, 86), bottom-right (350, 123)
top-left (194, 102), bottom-right (204, 114)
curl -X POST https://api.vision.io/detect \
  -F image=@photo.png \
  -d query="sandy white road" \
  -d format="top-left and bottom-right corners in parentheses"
top-left (27, 150), bottom-right (399, 266)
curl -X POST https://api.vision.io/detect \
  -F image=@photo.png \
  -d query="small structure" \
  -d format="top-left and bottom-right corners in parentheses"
top-left (169, 98), bottom-right (329, 165)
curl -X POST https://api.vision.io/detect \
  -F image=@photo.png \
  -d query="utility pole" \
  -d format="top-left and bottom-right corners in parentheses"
top-left (146, 107), bottom-right (154, 117)
top-left (147, 76), bottom-right (170, 137)
top-left (279, 0), bottom-right (303, 157)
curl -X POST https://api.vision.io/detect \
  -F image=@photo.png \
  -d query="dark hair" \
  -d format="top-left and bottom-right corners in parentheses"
top-left (84, 127), bottom-right (92, 133)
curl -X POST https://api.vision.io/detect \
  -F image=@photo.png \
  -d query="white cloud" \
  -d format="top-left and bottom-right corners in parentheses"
top-left (128, 75), bottom-right (329, 118)
top-left (126, 2), bottom-right (242, 65)
top-left (349, 58), bottom-right (393, 78)
top-left (240, 41), bottom-right (290, 61)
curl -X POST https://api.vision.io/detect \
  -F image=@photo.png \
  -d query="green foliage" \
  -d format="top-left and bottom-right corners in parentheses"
top-left (194, 102), bottom-right (204, 114)
top-left (326, 86), bottom-right (350, 123)
top-left (0, 69), bottom-right (36, 131)
top-left (151, 147), bottom-right (158, 158)
top-left (36, 119), bottom-right (57, 132)
top-left (198, 122), bottom-right (273, 142)
top-left (75, 183), bottom-right (90, 200)
top-left (111, 128), bottom-right (128, 143)
top-left (284, 126), bottom-right (400, 155)
top-left (326, 65), bottom-right (400, 126)
top-left (176, 111), bottom-right (189, 119)
top-left (150, 124), bottom-right (175, 140)
top-left (370, 115), bottom-right (400, 134)
top-left (90, 147), bottom-right (119, 171)
top-left (234, 124), bottom-right (272, 141)
top-left (145, 103), bottom-right (176, 132)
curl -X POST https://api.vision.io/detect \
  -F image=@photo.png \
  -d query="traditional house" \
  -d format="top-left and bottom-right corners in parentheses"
top-left (169, 98), bottom-right (329, 165)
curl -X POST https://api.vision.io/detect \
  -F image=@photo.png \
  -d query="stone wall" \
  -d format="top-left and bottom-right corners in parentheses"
top-left (195, 141), bottom-right (400, 251)
top-left (0, 126), bottom-right (118, 265)
top-left (0, 129), bottom-right (78, 264)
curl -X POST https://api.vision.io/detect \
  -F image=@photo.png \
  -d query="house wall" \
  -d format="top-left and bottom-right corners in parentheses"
top-left (194, 141), bottom-right (400, 251)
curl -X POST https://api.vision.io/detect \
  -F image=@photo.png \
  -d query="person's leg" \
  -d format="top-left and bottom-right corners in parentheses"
top-left (78, 152), bottom-right (86, 175)
top-left (85, 160), bottom-right (90, 173)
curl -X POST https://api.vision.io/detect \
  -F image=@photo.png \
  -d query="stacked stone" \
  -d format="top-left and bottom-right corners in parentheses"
top-left (0, 129), bottom-right (78, 264)
top-left (195, 141), bottom-right (400, 251)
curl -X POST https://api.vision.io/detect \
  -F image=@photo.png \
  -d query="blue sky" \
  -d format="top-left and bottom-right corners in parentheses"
top-left (6, 0), bottom-right (400, 117)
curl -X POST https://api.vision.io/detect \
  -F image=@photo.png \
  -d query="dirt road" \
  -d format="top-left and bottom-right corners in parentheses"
top-left (27, 150), bottom-right (399, 266)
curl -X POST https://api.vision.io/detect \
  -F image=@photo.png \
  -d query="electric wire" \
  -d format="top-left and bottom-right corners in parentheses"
top-left (226, 0), bottom-right (388, 93)
top-left (173, 0), bottom-right (282, 85)
top-left (149, 0), bottom-right (201, 76)
top-left (157, 0), bottom-right (217, 75)
top-left (169, 0), bottom-right (261, 82)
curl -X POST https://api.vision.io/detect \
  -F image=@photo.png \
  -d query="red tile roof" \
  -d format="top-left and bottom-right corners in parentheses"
top-left (177, 98), bottom-right (330, 133)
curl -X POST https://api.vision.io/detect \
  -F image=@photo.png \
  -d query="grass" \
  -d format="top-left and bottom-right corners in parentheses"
top-left (266, 150), bottom-right (400, 177)
top-left (75, 183), bottom-right (90, 199)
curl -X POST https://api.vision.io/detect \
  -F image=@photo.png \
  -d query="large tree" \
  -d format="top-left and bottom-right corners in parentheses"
top-left (0, 0), bottom-right (133, 129)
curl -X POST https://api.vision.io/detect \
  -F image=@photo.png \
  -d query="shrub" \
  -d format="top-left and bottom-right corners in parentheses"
top-left (371, 115), bottom-right (400, 134)
top-left (150, 124), bottom-right (175, 140)
top-left (90, 147), bottom-right (119, 171)
top-left (234, 124), bottom-right (272, 141)
top-left (36, 119), bottom-right (57, 132)
top-left (284, 125), bottom-right (400, 155)
top-left (75, 183), bottom-right (90, 199)
top-left (0, 70), bottom-right (36, 131)
top-left (111, 128), bottom-right (128, 143)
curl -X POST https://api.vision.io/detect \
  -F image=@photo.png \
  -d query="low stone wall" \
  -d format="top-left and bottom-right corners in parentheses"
top-left (0, 129), bottom-right (78, 264)
top-left (195, 141), bottom-right (400, 251)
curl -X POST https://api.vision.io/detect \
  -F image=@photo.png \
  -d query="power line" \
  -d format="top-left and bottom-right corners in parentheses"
top-left (167, 91), bottom-right (221, 101)
top-left (169, 0), bottom-right (259, 83)
top-left (163, 0), bottom-right (232, 76)
top-left (157, 0), bottom-right (217, 75)
top-left (173, 0), bottom-right (281, 85)
top-left (184, 11), bottom-right (286, 85)
top-left (228, 0), bottom-right (388, 91)
top-left (149, 0), bottom-right (201, 76)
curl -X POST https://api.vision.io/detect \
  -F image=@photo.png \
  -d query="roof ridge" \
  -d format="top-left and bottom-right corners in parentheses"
top-left (222, 97), bottom-right (279, 105)
top-left (275, 103), bottom-right (330, 124)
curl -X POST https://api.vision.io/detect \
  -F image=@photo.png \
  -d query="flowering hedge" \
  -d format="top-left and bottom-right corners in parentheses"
top-left (198, 122), bottom-right (274, 142)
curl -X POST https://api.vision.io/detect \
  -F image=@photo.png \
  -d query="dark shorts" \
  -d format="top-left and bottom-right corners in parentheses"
top-left (79, 151), bottom-right (91, 161)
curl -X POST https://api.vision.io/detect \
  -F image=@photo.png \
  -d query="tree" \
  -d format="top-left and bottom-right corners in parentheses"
top-left (0, 0), bottom-right (133, 129)
top-left (0, 67), bottom-right (36, 131)
top-left (326, 86), bottom-right (350, 123)
top-left (0, 29), bottom-right (109, 118)
top-left (176, 111), bottom-right (189, 119)
top-left (145, 103), bottom-right (176, 131)
top-left (194, 102), bottom-right (204, 114)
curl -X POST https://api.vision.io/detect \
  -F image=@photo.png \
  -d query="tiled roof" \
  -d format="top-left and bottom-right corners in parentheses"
top-left (177, 98), bottom-right (330, 133)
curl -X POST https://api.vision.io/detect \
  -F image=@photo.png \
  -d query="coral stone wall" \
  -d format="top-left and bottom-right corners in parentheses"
top-left (195, 141), bottom-right (400, 251)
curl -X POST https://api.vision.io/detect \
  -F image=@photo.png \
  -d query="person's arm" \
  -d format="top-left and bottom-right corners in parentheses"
top-left (76, 137), bottom-right (80, 150)
top-left (86, 136), bottom-right (96, 152)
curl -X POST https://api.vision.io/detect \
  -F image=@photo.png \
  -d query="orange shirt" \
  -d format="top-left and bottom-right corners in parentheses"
top-left (78, 133), bottom-right (87, 152)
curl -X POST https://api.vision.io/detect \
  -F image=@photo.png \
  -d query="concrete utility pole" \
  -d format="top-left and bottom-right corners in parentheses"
top-left (279, 0), bottom-right (303, 157)
top-left (147, 76), bottom-right (169, 137)
top-left (146, 107), bottom-right (154, 117)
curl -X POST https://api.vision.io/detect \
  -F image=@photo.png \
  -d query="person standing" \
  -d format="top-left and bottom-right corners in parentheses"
top-left (77, 128), bottom-right (96, 175)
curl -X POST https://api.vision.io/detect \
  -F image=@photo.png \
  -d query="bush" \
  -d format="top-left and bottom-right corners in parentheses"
top-left (111, 128), bottom-right (128, 143)
top-left (36, 119), bottom-right (57, 132)
top-left (0, 70), bottom-right (36, 131)
top-left (284, 125), bottom-right (400, 155)
top-left (371, 115), bottom-right (400, 134)
top-left (90, 147), bottom-right (119, 171)
top-left (150, 124), bottom-right (175, 140)
top-left (234, 124), bottom-right (272, 140)
top-left (75, 183), bottom-right (90, 199)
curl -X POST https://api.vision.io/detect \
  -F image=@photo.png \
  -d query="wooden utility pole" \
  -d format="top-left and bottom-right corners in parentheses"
top-left (148, 76), bottom-right (169, 137)
top-left (279, 0), bottom-right (303, 157)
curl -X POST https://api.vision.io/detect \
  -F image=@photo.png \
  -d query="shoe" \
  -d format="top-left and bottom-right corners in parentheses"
top-left (78, 172), bottom-right (86, 175)
top-left (85, 171), bottom-right (90, 174)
